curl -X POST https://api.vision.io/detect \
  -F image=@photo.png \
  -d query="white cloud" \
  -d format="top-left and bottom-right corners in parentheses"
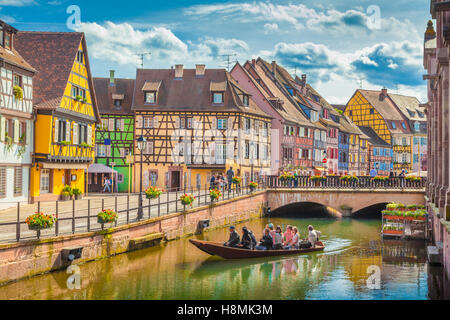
top-left (0, 0), bottom-right (36, 6)
top-left (263, 23), bottom-right (278, 34)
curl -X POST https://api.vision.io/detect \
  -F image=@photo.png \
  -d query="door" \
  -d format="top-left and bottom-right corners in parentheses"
top-left (171, 171), bottom-right (180, 191)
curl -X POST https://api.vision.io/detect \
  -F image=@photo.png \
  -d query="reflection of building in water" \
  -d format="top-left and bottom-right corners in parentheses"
top-left (345, 256), bottom-right (382, 288)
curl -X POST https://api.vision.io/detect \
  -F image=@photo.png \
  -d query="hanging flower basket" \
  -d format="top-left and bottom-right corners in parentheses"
top-left (232, 177), bottom-right (241, 185)
top-left (13, 85), bottom-right (23, 101)
top-left (180, 194), bottom-right (195, 206)
top-left (97, 209), bottom-right (118, 224)
top-left (26, 212), bottom-right (57, 231)
top-left (249, 181), bottom-right (258, 192)
top-left (210, 188), bottom-right (222, 201)
top-left (145, 186), bottom-right (162, 199)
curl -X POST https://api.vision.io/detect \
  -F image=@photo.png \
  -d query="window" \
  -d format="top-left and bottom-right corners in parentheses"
top-left (144, 141), bottom-right (154, 155)
top-left (117, 174), bottom-right (124, 183)
top-left (143, 117), bottom-right (153, 128)
top-left (243, 95), bottom-right (249, 107)
top-left (14, 167), bottom-right (22, 196)
top-left (13, 74), bottom-right (22, 88)
top-left (413, 154), bottom-right (419, 163)
top-left (145, 92), bottom-right (156, 104)
top-left (391, 122), bottom-right (396, 129)
top-left (71, 86), bottom-right (86, 99)
top-left (401, 122), bottom-right (407, 129)
top-left (115, 119), bottom-right (122, 131)
top-left (402, 137), bottom-right (407, 146)
top-left (40, 169), bottom-right (50, 194)
top-left (245, 118), bottom-right (251, 134)
top-left (58, 120), bottom-right (67, 142)
top-left (114, 100), bottom-right (121, 107)
top-left (421, 137), bottom-right (427, 146)
top-left (213, 92), bottom-right (224, 104)
top-left (323, 109), bottom-right (329, 119)
top-left (76, 50), bottom-right (84, 64)
top-left (217, 118), bottom-right (227, 130)
top-left (97, 144), bottom-right (106, 157)
top-left (0, 168), bottom-right (6, 198)
top-left (414, 122), bottom-right (420, 131)
top-left (370, 108), bottom-right (374, 114)
top-left (263, 122), bottom-right (268, 137)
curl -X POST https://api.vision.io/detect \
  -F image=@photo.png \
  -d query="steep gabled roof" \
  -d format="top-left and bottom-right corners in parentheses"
top-left (132, 68), bottom-right (271, 118)
top-left (14, 31), bottom-right (100, 122)
top-left (0, 20), bottom-right (35, 73)
top-left (387, 93), bottom-right (426, 122)
top-left (93, 78), bottom-right (135, 115)
top-left (358, 126), bottom-right (391, 147)
top-left (358, 89), bottom-right (405, 121)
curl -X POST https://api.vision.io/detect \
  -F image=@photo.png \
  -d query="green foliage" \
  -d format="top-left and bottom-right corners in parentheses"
top-left (26, 212), bottom-right (57, 230)
top-left (62, 185), bottom-right (73, 196)
top-left (13, 85), bottom-right (23, 101)
top-left (97, 209), bottom-right (118, 224)
top-left (72, 188), bottom-right (82, 196)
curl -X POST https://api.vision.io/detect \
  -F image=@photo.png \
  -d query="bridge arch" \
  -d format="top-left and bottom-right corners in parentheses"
top-left (269, 201), bottom-right (340, 218)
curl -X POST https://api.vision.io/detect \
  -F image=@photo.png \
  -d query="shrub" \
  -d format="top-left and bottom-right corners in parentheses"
top-left (72, 188), bottom-right (82, 196)
top-left (62, 185), bottom-right (73, 196)
top-left (13, 85), bottom-right (23, 100)
top-left (26, 212), bottom-right (57, 230)
top-left (145, 186), bottom-right (162, 199)
top-left (279, 172), bottom-right (295, 181)
top-left (98, 209), bottom-right (118, 224)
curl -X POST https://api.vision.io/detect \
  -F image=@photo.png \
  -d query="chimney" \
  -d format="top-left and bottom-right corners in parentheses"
top-left (251, 59), bottom-right (256, 66)
top-left (175, 64), bottom-right (184, 79)
top-left (424, 20), bottom-right (436, 41)
top-left (109, 70), bottom-right (115, 86)
top-left (272, 61), bottom-right (276, 75)
top-left (301, 74), bottom-right (307, 86)
top-left (380, 87), bottom-right (388, 100)
top-left (195, 64), bottom-right (205, 77)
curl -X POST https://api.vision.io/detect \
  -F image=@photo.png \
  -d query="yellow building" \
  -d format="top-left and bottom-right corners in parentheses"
top-left (15, 32), bottom-right (100, 202)
top-left (345, 88), bottom-right (414, 173)
top-left (130, 65), bottom-right (272, 191)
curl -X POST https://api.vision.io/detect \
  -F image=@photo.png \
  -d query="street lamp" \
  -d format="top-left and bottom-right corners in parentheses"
top-left (137, 135), bottom-right (146, 220)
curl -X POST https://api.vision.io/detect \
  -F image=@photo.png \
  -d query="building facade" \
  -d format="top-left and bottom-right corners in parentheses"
top-left (131, 65), bottom-right (271, 191)
top-left (0, 21), bottom-right (35, 209)
top-left (93, 72), bottom-right (135, 193)
top-left (15, 31), bottom-right (100, 202)
top-left (359, 126), bottom-right (392, 176)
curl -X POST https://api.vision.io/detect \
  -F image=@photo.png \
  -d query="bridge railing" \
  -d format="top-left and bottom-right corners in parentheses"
top-left (262, 176), bottom-right (426, 190)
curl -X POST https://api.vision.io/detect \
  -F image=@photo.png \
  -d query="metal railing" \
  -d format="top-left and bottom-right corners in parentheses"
top-left (0, 182), bottom-right (264, 244)
top-left (263, 176), bottom-right (427, 190)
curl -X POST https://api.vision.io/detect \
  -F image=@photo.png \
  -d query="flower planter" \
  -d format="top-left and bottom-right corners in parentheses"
top-left (61, 195), bottom-right (71, 201)
top-left (383, 230), bottom-right (403, 235)
top-left (146, 194), bottom-right (159, 200)
top-left (28, 225), bottom-right (51, 231)
top-left (181, 200), bottom-right (193, 206)
top-left (97, 217), bottom-right (115, 224)
top-left (74, 194), bottom-right (82, 200)
top-left (250, 186), bottom-right (256, 192)
top-left (384, 215), bottom-right (404, 221)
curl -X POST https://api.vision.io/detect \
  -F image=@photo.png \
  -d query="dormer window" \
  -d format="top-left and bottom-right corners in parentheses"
top-left (391, 122), bottom-right (396, 129)
top-left (4, 32), bottom-right (11, 50)
top-left (213, 92), bottom-right (224, 104)
top-left (145, 92), bottom-right (156, 104)
top-left (0, 28), bottom-right (3, 48)
top-left (76, 50), bottom-right (84, 64)
top-left (114, 100), bottom-right (121, 107)
top-left (401, 122), bottom-right (407, 130)
top-left (243, 95), bottom-right (249, 107)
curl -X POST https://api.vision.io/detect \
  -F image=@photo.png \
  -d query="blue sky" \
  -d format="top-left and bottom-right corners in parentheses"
top-left (1, 0), bottom-right (431, 103)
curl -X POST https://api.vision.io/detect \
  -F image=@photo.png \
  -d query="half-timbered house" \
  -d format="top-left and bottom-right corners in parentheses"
top-left (93, 71), bottom-right (135, 192)
top-left (358, 126), bottom-right (393, 176)
top-left (0, 21), bottom-right (35, 209)
top-left (131, 65), bottom-right (271, 191)
top-left (15, 31), bottom-right (100, 202)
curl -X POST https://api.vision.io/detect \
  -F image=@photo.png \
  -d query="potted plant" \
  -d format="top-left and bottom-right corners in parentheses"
top-left (180, 194), bottom-right (195, 207)
top-left (97, 209), bottom-right (118, 224)
top-left (13, 85), bottom-right (24, 101)
top-left (25, 212), bottom-right (57, 231)
top-left (61, 185), bottom-right (73, 201)
top-left (209, 188), bottom-right (222, 202)
top-left (310, 175), bottom-right (326, 186)
top-left (386, 203), bottom-right (398, 210)
top-left (232, 177), bottom-right (241, 185)
top-left (83, 97), bottom-right (88, 103)
top-left (72, 188), bottom-right (83, 200)
top-left (249, 181), bottom-right (258, 192)
top-left (60, 140), bottom-right (71, 146)
top-left (75, 95), bottom-right (83, 102)
top-left (406, 204), bottom-right (418, 211)
top-left (145, 186), bottom-right (162, 199)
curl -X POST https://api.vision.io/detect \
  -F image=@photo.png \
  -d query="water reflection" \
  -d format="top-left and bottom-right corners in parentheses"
top-left (0, 217), bottom-right (447, 300)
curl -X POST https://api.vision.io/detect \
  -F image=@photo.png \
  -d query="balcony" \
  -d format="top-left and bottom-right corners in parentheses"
top-left (49, 143), bottom-right (94, 163)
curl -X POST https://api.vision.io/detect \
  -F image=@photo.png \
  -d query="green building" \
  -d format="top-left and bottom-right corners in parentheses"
top-left (92, 73), bottom-right (135, 193)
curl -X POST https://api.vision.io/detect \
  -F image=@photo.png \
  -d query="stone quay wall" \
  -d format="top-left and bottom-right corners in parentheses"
top-left (0, 191), bottom-right (266, 285)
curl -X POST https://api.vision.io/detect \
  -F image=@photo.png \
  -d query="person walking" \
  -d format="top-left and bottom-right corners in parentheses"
top-left (102, 176), bottom-right (111, 193)
top-left (226, 167), bottom-right (234, 192)
top-left (210, 174), bottom-right (216, 190)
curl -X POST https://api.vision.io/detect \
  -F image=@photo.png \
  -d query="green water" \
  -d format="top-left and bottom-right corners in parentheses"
top-left (0, 218), bottom-right (441, 300)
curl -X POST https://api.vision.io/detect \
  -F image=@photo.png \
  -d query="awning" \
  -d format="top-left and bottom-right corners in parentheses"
top-left (42, 163), bottom-right (89, 170)
top-left (314, 166), bottom-right (326, 172)
top-left (87, 163), bottom-right (119, 174)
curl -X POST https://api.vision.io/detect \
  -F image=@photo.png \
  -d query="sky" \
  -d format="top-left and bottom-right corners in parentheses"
top-left (1, 0), bottom-right (432, 104)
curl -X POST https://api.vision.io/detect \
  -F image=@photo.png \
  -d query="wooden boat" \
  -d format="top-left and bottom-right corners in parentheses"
top-left (189, 239), bottom-right (325, 259)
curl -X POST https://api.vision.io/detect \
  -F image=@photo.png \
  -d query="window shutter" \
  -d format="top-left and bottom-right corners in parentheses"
top-left (26, 121), bottom-right (31, 146)
top-left (120, 148), bottom-right (125, 157)
top-left (228, 118), bottom-right (233, 130)
top-left (106, 145), bottom-right (111, 157)
top-left (54, 119), bottom-right (59, 142)
top-left (120, 119), bottom-right (125, 131)
top-left (211, 118), bottom-right (217, 130)
top-left (108, 119), bottom-right (114, 131)
top-left (0, 117), bottom-right (5, 142)
top-left (153, 116), bottom-right (159, 129)
top-left (13, 120), bottom-right (19, 143)
top-left (175, 117), bottom-right (180, 129)
top-left (73, 123), bottom-right (78, 144)
top-left (136, 116), bottom-right (142, 129)
top-left (65, 121), bottom-right (70, 142)
top-left (87, 125), bottom-right (92, 145)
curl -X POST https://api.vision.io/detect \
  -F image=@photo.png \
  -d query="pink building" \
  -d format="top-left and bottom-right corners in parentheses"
top-left (423, 9), bottom-right (450, 282)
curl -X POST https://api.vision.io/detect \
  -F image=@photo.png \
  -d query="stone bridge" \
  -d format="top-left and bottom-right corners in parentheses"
top-left (266, 188), bottom-right (426, 217)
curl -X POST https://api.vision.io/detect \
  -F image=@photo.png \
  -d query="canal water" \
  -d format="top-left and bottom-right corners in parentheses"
top-left (0, 217), bottom-right (445, 300)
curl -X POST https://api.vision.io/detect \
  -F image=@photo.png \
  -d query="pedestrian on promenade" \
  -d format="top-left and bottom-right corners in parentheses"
top-left (226, 167), bottom-right (234, 192)
top-left (102, 177), bottom-right (111, 193)
top-left (210, 174), bottom-right (216, 190)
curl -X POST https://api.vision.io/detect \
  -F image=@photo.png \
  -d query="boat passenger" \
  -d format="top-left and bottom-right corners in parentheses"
top-left (224, 226), bottom-right (240, 248)
top-left (268, 223), bottom-right (277, 244)
top-left (307, 225), bottom-right (321, 248)
top-left (273, 226), bottom-right (284, 250)
top-left (283, 225), bottom-right (293, 246)
top-left (241, 227), bottom-right (256, 250)
top-left (284, 227), bottom-right (300, 249)
top-left (255, 228), bottom-right (273, 250)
